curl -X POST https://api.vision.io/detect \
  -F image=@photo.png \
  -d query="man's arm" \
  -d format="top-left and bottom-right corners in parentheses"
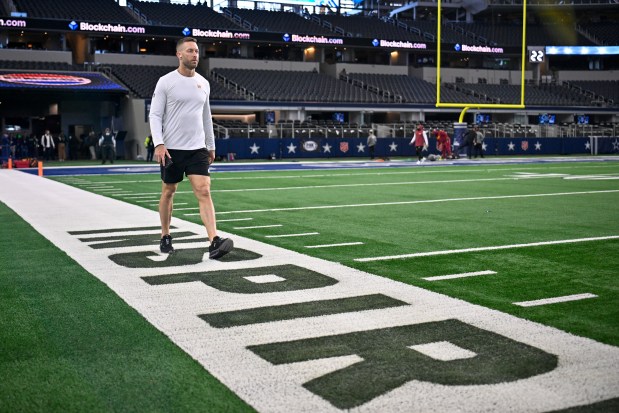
top-left (203, 81), bottom-right (216, 162)
top-left (148, 78), bottom-right (170, 165)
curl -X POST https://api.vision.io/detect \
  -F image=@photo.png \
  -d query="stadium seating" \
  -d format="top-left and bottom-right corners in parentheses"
top-left (12, 0), bottom-right (138, 23)
top-left (211, 68), bottom-right (392, 103)
top-left (566, 80), bottom-right (619, 104)
top-left (133, 1), bottom-right (240, 30)
top-left (223, 8), bottom-right (333, 35)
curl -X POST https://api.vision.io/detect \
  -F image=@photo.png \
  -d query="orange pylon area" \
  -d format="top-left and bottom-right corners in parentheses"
top-left (7, 158), bottom-right (12, 169)
top-left (38, 161), bottom-right (43, 177)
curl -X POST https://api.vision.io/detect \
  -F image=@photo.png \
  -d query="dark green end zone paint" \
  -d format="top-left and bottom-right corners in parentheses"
top-left (249, 319), bottom-right (558, 409)
top-left (143, 264), bottom-right (338, 293)
top-left (201, 294), bottom-right (409, 328)
top-left (110, 247), bottom-right (262, 268)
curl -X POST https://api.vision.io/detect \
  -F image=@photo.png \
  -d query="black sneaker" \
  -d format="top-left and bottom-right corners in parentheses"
top-left (160, 234), bottom-right (175, 254)
top-left (209, 236), bottom-right (233, 259)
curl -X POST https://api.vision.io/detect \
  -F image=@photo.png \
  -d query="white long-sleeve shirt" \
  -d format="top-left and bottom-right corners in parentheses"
top-left (148, 69), bottom-right (215, 151)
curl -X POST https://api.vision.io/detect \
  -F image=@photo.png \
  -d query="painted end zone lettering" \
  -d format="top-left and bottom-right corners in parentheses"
top-left (249, 319), bottom-right (558, 409)
top-left (142, 264), bottom-right (338, 293)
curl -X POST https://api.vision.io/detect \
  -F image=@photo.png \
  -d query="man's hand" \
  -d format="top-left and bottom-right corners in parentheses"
top-left (208, 150), bottom-right (215, 165)
top-left (154, 144), bottom-right (171, 166)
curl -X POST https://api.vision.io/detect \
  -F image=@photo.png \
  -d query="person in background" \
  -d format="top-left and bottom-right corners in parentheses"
top-left (410, 124), bottom-right (428, 164)
top-left (57, 132), bottom-right (66, 162)
top-left (87, 131), bottom-right (97, 160)
top-left (367, 129), bottom-right (377, 160)
top-left (434, 128), bottom-right (452, 160)
top-left (460, 127), bottom-right (476, 159)
top-left (472, 126), bottom-right (485, 159)
top-left (149, 36), bottom-right (233, 260)
top-left (99, 128), bottom-right (116, 164)
top-left (145, 134), bottom-right (155, 162)
top-left (40, 130), bottom-right (55, 161)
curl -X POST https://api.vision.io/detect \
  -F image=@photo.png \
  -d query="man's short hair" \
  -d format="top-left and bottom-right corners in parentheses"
top-left (176, 37), bottom-right (197, 50)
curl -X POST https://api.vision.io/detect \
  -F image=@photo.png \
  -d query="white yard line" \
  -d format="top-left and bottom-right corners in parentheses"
top-left (233, 224), bottom-right (283, 230)
top-left (217, 217), bottom-right (254, 223)
top-left (210, 177), bottom-right (516, 193)
top-left (265, 232), bottom-right (320, 238)
top-left (217, 189), bottom-right (619, 215)
top-left (305, 242), bottom-right (364, 248)
top-left (423, 270), bottom-right (497, 281)
top-left (355, 235), bottom-right (619, 262)
top-left (513, 293), bottom-right (598, 307)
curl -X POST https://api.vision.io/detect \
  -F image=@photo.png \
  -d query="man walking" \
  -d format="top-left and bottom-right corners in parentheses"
top-left (410, 124), bottom-right (428, 164)
top-left (149, 37), bottom-right (233, 259)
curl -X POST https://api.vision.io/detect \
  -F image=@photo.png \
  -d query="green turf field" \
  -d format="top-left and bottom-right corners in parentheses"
top-left (2, 159), bottom-right (619, 412)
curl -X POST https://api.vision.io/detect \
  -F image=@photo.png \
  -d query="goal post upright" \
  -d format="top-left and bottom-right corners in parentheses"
top-left (435, 0), bottom-right (528, 121)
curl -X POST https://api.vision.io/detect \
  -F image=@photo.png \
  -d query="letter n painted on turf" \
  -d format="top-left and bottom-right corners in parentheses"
top-left (248, 319), bottom-right (558, 409)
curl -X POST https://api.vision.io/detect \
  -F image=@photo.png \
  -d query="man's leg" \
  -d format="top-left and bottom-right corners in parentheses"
top-left (159, 182), bottom-right (178, 237)
top-left (188, 174), bottom-right (216, 241)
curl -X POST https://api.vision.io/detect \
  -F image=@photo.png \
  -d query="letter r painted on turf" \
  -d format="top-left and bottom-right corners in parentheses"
top-left (248, 319), bottom-right (558, 409)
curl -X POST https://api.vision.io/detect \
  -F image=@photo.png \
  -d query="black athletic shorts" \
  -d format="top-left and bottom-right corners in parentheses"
top-left (160, 148), bottom-right (210, 184)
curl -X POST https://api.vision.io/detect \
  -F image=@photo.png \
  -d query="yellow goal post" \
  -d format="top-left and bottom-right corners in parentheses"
top-left (435, 0), bottom-right (528, 123)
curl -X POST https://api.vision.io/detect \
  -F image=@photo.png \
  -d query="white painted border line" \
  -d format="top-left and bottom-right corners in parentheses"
top-left (217, 217), bottom-right (254, 223)
top-left (233, 224), bottom-right (283, 230)
top-left (355, 235), bottom-right (619, 262)
top-left (423, 270), bottom-right (497, 281)
top-left (513, 293), bottom-right (598, 307)
top-left (305, 242), bottom-right (364, 249)
top-left (265, 232), bottom-right (320, 238)
top-left (217, 189), bottom-right (619, 215)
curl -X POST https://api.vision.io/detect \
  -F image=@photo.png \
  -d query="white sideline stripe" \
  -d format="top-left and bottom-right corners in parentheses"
top-left (355, 235), bottom-right (619, 262)
top-left (233, 224), bottom-right (283, 230)
top-left (513, 293), bottom-right (598, 307)
top-left (305, 242), bottom-right (364, 249)
top-left (217, 217), bottom-right (254, 223)
top-left (265, 232), bottom-right (320, 238)
top-left (423, 270), bottom-right (497, 281)
top-left (217, 189), bottom-right (619, 215)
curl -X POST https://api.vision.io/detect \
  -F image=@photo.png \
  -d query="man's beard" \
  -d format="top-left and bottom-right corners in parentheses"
top-left (182, 59), bottom-right (198, 70)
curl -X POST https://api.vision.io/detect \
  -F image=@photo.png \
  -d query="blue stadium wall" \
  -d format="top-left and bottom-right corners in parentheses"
top-left (215, 137), bottom-right (619, 159)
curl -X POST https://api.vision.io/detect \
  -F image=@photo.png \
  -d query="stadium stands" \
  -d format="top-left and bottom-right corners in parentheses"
top-left (134, 1), bottom-right (240, 30)
top-left (223, 8), bottom-right (333, 35)
top-left (12, 0), bottom-right (138, 23)
top-left (211, 68), bottom-right (392, 103)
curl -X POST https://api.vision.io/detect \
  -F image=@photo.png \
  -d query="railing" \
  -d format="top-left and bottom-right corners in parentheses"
top-left (214, 122), bottom-right (617, 140)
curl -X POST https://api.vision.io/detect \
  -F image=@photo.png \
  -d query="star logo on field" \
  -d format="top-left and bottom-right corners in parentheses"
top-left (389, 142), bottom-right (398, 152)
top-left (322, 143), bottom-right (332, 153)
top-left (585, 141), bottom-right (591, 150)
top-left (249, 143), bottom-right (260, 154)
top-left (534, 141), bottom-right (542, 150)
top-left (507, 141), bottom-right (515, 151)
top-left (287, 143), bottom-right (297, 153)
top-left (613, 139), bottom-right (619, 151)
top-left (482, 142), bottom-right (488, 151)
top-left (356, 143), bottom-right (366, 152)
